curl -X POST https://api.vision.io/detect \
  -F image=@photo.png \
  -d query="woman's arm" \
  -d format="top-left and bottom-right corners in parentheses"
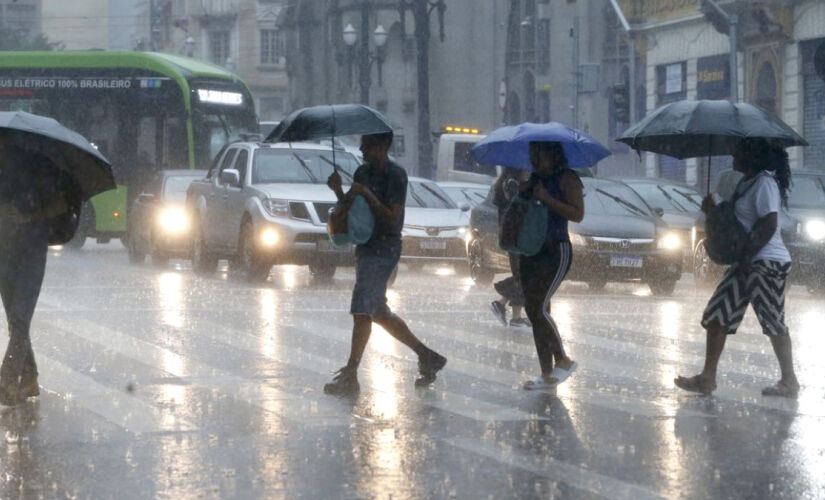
top-left (534, 172), bottom-right (584, 223)
top-left (743, 212), bottom-right (778, 261)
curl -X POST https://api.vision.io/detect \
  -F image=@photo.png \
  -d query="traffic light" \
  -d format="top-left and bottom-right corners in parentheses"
top-left (612, 83), bottom-right (630, 123)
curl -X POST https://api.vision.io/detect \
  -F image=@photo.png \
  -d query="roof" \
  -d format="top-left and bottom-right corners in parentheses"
top-left (0, 51), bottom-right (241, 82)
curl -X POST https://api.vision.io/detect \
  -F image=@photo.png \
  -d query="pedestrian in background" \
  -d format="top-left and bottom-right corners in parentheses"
top-left (676, 139), bottom-right (799, 397)
top-left (0, 137), bottom-right (70, 406)
top-left (489, 167), bottom-right (531, 329)
top-left (519, 141), bottom-right (583, 390)
top-left (324, 132), bottom-right (447, 396)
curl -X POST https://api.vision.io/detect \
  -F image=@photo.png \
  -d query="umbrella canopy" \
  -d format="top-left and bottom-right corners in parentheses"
top-left (266, 104), bottom-right (393, 143)
top-left (616, 99), bottom-right (808, 159)
top-left (0, 111), bottom-right (114, 200)
top-left (470, 122), bottom-right (612, 170)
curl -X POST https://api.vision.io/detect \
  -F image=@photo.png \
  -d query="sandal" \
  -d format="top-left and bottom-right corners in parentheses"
top-left (523, 376), bottom-right (558, 391)
top-left (674, 375), bottom-right (716, 395)
top-left (761, 382), bottom-right (799, 399)
top-left (549, 361), bottom-right (578, 386)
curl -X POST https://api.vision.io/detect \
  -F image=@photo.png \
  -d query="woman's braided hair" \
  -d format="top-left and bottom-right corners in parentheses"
top-left (740, 138), bottom-right (791, 208)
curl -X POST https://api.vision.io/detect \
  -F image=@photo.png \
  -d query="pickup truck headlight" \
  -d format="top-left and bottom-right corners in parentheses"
top-left (262, 198), bottom-right (289, 218)
top-left (657, 232), bottom-right (682, 250)
top-left (804, 219), bottom-right (825, 242)
top-left (158, 208), bottom-right (188, 234)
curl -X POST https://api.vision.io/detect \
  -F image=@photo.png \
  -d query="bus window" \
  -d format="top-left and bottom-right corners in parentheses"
top-left (454, 142), bottom-right (496, 177)
top-left (137, 117), bottom-right (159, 165)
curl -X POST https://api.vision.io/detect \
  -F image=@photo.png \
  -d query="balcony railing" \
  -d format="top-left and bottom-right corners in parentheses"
top-left (199, 0), bottom-right (239, 18)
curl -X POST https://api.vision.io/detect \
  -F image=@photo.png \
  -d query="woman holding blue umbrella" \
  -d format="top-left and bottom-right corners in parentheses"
top-left (472, 123), bottom-right (610, 389)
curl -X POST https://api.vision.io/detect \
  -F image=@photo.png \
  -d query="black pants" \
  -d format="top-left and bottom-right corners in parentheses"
top-left (493, 252), bottom-right (524, 307)
top-left (0, 239), bottom-right (47, 388)
top-left (519, 241), bottom-right (572, 374)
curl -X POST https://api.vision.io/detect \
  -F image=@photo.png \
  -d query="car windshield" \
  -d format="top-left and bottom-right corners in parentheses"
top-left (665, 185), bottom-right (702, 210)
top-left (406, 181), bottom-right (457, 209)
top-left (252, 149), bottom-right (359, 184)
top-left (627, 182), bottom-right (694, 213)
top-left (440, 186), bottom-right (489, 207)
top-left (585, 182), bottom-right (652, 217)
top-left (163, 175), bottom-right (200, 202)
top-left (789, 176), bottom-right (825, 208)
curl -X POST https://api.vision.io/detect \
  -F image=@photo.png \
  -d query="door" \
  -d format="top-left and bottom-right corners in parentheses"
top-left (206, 147), bottom-right (238, 244)
top-left (222, 148), bottom-right (250, 251)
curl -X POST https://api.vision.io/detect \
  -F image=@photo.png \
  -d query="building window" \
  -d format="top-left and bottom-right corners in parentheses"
top-left (210, 31), bottom-right (230, 66)
top-left (537, 18), bottom-right (550, 74)
top-left (260, 29), bottom-right (283, 65)
top-left (5, 4), bottom-right (37, 33)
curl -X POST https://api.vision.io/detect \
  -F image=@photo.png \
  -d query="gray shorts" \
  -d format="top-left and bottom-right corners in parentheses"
top-left (350, 255), bottom-right (397, 318)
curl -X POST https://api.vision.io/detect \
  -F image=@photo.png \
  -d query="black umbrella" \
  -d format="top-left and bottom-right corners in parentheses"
top-left (0, 111), bottom-right (115, 200)
top-left (265, 104), bottom-right (393, 144)
top-left (617, 100), bottom-right (808, 191)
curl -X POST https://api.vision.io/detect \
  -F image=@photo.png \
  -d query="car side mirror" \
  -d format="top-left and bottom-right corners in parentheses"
top-left (654, 207), bottom-right (665, 217)
top-left (460, 203), bottom-right (471, 212)
top-left (220, 169), bottom-right (240, 187)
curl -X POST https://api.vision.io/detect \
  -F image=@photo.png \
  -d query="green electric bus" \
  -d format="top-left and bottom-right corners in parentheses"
top-left (0, 51), bottom-right (258, 247)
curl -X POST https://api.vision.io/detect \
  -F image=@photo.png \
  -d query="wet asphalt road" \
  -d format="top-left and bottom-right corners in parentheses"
top-left (1, 243), bottom-right (824, 499)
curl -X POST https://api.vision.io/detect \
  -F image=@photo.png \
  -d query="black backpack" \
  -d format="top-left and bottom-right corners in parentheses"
top-left (46, 172), bottom-right (83, 246)
top-left (704, 178), bottom-right (756, 265)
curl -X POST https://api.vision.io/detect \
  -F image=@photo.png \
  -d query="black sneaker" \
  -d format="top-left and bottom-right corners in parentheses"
top-left (490, 301), bottom-right (507, 326)
top-left (415, 350), bottom-right (447, 387)
top-left (323, 366), bottom-right (360, 396)
top-left (509, 317), bottom-right (532, 330)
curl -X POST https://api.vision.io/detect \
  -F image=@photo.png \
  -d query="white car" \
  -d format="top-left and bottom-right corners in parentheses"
top-left (186, 141), bottom-right (360, 281)
top-left (437, 181), bottom-right (491, 209)
top-left (401, 177), bottom-right (471, 270)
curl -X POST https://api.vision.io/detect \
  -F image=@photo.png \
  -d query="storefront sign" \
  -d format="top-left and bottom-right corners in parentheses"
top-left (666, 63), bottom-right (682, 94)
top-left (0, 76), bottom-right (164, 90)
top-left (697, 54), bottom-right (729, 99)
top-left (619, 0), bottom-right (699, 23)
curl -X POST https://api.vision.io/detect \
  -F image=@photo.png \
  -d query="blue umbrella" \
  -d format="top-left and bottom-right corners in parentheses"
top-left (470, 122), bottom-right (611, 170)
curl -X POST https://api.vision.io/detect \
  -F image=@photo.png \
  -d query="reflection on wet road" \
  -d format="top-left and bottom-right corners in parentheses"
top-left (1, 244), bottom-right (824, 498)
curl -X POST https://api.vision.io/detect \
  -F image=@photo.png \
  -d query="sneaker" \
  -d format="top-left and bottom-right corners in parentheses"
top-left (323, 366), bottom-right (360, 396)
top-left (415, 349), bottom-right (447, 387)
top-left (489, 301), bottom-right (507, 326)
top-left (509, 317), bottom-right (532, 329)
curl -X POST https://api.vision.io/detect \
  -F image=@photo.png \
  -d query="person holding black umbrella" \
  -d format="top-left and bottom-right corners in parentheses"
top-left (323, 132), bottom-right (447, 396)
top-left (0, 137), bottom-right (70, 406)
top-left (675, 138), bottom-right (800, 398)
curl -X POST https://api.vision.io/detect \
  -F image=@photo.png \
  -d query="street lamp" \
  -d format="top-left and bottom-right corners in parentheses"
top-left (184, 36), bottom-right (195, 58)
top-left (225, 57), bottom-right (235, 72)
top-left (341, 20), bottom-right (387, 104)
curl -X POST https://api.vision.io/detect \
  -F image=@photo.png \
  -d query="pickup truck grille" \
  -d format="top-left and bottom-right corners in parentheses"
top-left (314, 202), bottom-right (336, 223)
top-left (289, 202), bottom-right (311, 221)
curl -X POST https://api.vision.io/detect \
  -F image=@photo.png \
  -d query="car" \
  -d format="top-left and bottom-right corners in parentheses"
top-left (437, 181), bottom-right (491, 209)
top-left (126, 170), bottom-right (205, 265)
top-left (467, 176), bottom-right (685, 295)
top-left (620, 177), bottom-right (703, 267)
top-left (186, 141), bottom-right (361, 282)
top-left (401, 177), bottom-right (472, 271)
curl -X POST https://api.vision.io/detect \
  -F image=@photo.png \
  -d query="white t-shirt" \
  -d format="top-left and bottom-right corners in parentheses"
top-left (733, 171), bottom-right (791, 263)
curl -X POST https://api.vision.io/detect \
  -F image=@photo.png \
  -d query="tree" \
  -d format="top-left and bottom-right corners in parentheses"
top-left (0, 29), bottom-right (63, 51)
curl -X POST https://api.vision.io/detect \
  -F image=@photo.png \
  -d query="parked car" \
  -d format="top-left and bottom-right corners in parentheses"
top-left (437, 181), bottom-right (491, 209)
top-left (692, 170), bottom-right (825, 292)
top-left (620, 178), bottom-right (702, 267)
top-left (467, 176), bottom-right (684, 295)
top-left (401, 177), bottom-right (471, 271)
top-left (186, 141), bottom-right (360, 282)
top-left (126, 170), bottom-right (204, 265)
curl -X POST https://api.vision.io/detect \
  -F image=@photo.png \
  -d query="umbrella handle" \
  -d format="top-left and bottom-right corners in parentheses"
top-left (331, 105), bottom-right (337, 174)
top-left (707, 136), bottom-right (712, 195)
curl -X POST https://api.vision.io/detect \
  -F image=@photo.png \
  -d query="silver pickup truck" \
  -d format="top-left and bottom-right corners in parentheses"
top-left (185, 141), bottom-right (361, 282)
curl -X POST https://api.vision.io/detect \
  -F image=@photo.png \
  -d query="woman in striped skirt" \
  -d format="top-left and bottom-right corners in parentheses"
top-left (675, 139), bottom-right (800, 398)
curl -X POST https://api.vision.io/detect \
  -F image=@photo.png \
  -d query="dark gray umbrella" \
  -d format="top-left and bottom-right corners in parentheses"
top-left (0, 111), bottom-right (115, 200)
top-left (616, 99), bottom-right (807, 192)
top-left (265, 104), bottom-right (393, 143)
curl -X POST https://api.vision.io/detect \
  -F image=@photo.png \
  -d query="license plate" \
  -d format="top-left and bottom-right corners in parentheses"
top-left (610, 255), bottom-right (643, 268)
top-left (317, 240), bottom-right (352, 253)
top-left (419, 238), bottom-right (447, 250)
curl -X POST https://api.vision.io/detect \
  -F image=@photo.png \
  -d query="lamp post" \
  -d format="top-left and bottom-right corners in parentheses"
top-left (342, 5), bottom-right (387, 105)
top-left (184, 36), bottom-right (195, 58)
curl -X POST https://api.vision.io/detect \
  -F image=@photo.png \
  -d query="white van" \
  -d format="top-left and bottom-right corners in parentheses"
top-left (434, 128), bottom-right (498, 184)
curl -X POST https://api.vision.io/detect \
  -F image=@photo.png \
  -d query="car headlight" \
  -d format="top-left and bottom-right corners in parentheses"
top-left (262, 198), bottom-right (289, 217)
top-left (158, 208), bottom-right (188, 233)
top-left (457, 226), bottom-right (467, 235)
top-left (260, 228), bottom-right (279, 246)
top-left (569, 232), bottom-right (587, 246)
top-left (657, 232), bottom-right (681, 250)
top-left (804, 220), bottom-right (825, 242)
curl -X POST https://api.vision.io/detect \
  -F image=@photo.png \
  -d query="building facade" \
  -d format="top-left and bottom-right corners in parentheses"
top-left (1, 0), bottom-right (42, 41)
top-left (134, 0), bottom-right (289, 122)
top-left (624, 0), bottom-right (825, 190)
top-left (277, 0), bottom-right (509, 176)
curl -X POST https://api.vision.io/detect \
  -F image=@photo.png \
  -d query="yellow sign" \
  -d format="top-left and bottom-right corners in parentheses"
top-left (619, 0), bottom-right (700, 23)
top-left (697, 70), bottom-right (725, 83)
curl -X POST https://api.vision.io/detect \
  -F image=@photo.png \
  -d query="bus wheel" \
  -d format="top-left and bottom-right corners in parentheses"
top-left (192, 223), bottom-right (218, 275)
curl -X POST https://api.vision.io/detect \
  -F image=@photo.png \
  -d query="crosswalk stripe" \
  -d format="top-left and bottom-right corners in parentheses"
top-left (35, 352), bottom-right (199, 434)
top-left (444, 437), bottom-right (667, 500)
